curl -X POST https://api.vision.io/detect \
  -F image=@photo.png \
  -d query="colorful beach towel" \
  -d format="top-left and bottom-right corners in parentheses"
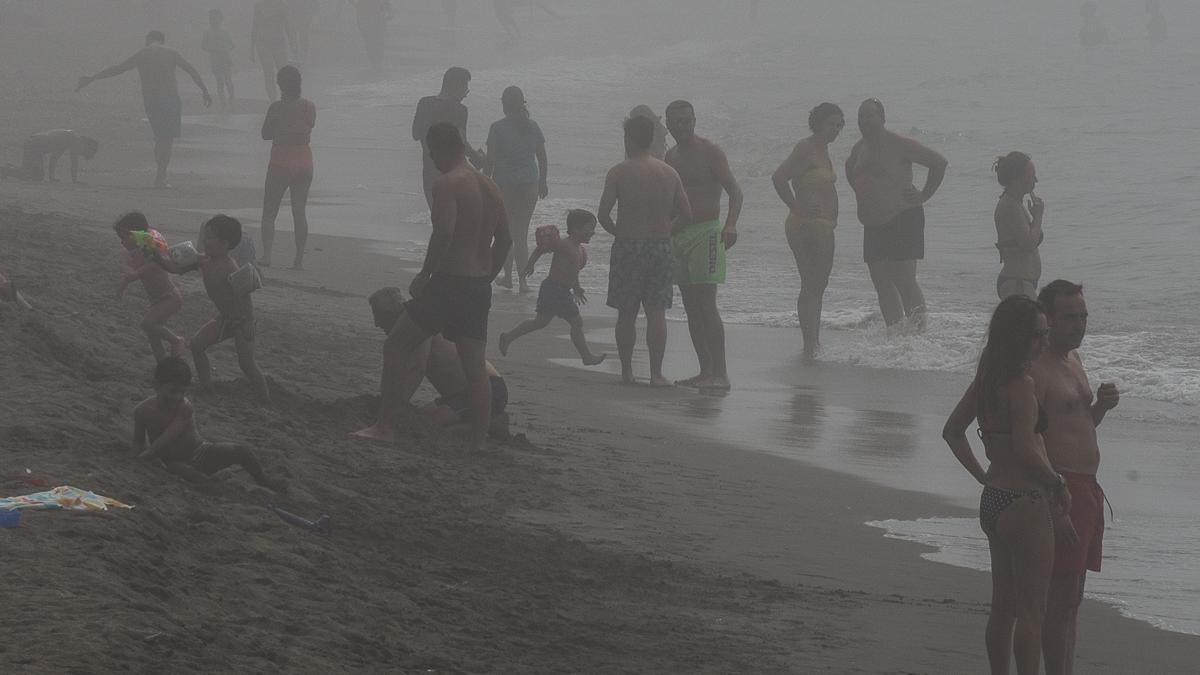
top-left (0, 486), bottom-right (134, 512)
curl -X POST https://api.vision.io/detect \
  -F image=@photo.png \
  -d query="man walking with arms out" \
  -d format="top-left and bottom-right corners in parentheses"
top-left (1032, 280), bottom-right (1119, 675)
top-left (598, 116), bottom-right (692, 386)
top-left (77, 31), bottom-right (211, 189)
top-left (355, 123), bottom-right (511, 451)
top-left (845, 99), bottom-right (946, 330)
top-left (664, 100), bottom-right (742, 392)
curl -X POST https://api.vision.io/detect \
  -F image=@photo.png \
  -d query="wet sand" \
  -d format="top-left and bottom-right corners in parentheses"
top-left (3, 5), bottom-right (1199, 673)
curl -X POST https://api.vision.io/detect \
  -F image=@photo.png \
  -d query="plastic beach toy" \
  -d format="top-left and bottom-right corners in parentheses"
top-left (229, 263), bottom-right (262, 296)
top-left (534, 224), bottom-right (560, 250)
top-left (131, 228), bottom-right (170, 258)
top-left (168, 241), bottom-right (200, 268)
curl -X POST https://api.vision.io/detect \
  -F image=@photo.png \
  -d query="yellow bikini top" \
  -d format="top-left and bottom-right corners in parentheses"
top-left (797, 166), bottom-right (836, 185)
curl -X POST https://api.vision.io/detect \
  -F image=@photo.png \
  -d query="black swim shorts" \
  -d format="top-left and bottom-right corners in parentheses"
top-left (535, 278), bottom-right (580, 320)
top-left (863, 207), bottom-right (925, 263)
top-left (143, 93), bottom-right (182, 141)
top-left (436, 376), bottom-right (509, 418)
top-left (406, 274), bottom-right (492, 342)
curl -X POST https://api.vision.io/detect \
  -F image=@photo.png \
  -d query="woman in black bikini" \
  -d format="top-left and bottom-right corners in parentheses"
top-left (993, 152), bottom-right (1044, 300)
top-left (943, 295), bottom-right (1070, 674)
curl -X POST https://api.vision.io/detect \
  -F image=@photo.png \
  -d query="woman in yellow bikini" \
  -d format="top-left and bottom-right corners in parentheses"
top-left (259, 65), bottom-right (315, 270)
top-left (772, 103), bottom-right (844, 360)
top-left (992, 152), bottom-right (1044, 300)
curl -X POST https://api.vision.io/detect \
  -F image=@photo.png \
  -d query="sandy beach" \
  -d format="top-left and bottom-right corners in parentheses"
top-left (3, 3), bottom-right (1199, 673)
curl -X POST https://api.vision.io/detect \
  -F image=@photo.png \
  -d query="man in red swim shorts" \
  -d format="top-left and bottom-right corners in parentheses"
top-left (1032, 280), bottom-right (1120, 675)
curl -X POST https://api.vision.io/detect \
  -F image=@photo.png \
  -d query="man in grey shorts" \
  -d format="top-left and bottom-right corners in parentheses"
top-left (598, 116), bottom-right (692, 386)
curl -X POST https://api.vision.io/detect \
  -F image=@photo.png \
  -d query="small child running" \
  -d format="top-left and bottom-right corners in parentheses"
top-left (201, 8), bottom-right (236, 110)
top-left (134, 356), bottom-right (285, 491)
top-left (498, 209), bottom-right (606, 365)
top-left (114, 211), bottom-right (186, 362)
top-left (190, 215), bottom-right (272, 404)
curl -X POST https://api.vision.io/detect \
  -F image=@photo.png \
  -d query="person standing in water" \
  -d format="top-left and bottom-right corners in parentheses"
top-left (598, 115), bottom-right (692, 386)
top-left (993, 152), bottom-right (1044, 300)
top-left (354, 0), bottom-right (392, 72)
top-left (76, 31), bottom-right (212, 189)
top-left (664, 100), bottom-right (742, 392)
top-left (845, 98), bottom-right (947, 330)
top-left (772, 103), bottom-right (844, 360)
top-left (1031, 280), bottom-right (1119, 675)
top-left (259, 65), bottom-right (315, 270)
top-left (412, 67), bottom-right (486, 208)
top-left (355, 124), bottom-right (511, 451)
top-left (251, 0), bottom-right (294, 101)
top-left (486, 86), bottom-right (548, 293)
top-left (201, 8), bottom-right (236, 111)
top-left (286, 0), bottom-right (319, 64)
top-left (944, 295), bottom-right (1068, 675)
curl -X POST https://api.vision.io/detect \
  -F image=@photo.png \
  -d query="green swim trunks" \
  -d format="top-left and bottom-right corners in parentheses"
top-left (672, 219), bottom-right (726, 285)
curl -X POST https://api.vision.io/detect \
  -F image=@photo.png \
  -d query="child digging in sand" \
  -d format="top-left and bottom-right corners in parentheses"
top-left (498, 209), bottom-right (606, 365)
top-left (114, 211), bottom-right (187, 362)
top-left (134, 356), bottom-right (285, 491)
top-left (190, 215), bottom-right (272, 405)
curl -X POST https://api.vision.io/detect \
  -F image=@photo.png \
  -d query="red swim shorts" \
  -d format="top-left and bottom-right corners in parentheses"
top-left (1054, 472), bottom-right (1105, 576)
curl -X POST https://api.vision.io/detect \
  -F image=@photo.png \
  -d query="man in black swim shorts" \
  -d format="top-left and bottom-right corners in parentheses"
top-left (355, 123), bottom-right (512, 450)
top-left (846, 99), bottom-right (947, 330)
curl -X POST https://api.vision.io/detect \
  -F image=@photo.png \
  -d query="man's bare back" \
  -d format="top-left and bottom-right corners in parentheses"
top-left (134, 395), bottom-right (203, 463)
top-left (430, 164), bottom-right (507, 277)
top-left (604, 156), bottom-right (688, 240)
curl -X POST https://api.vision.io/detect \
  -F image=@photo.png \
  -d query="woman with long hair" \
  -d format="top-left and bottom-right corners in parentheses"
top-left (485, 85), bottom-right (548, 293)
top-left (771, 102), bottom-right (844, 360)
top-left (943, 295), bottom-right (1071, 674)
top-left (993, 152), bottom-right (1044, 300)
top-left (259, 65), bottom-right (315, 269)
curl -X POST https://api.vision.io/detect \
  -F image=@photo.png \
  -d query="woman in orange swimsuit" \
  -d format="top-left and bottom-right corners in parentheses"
top-left (260, 65), bottom-right (315, 269)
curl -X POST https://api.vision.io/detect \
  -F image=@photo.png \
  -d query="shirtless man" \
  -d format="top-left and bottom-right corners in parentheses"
top-left (664, 100), bottom-right (742, 392)
top-left (412, 67), bottom-right (485, 208)
top-left (598, 115), bottom-right (692, 386)
top-left (368, 287), bottom-right (510, 439)
top-left (77, 31), bottom-right (211, 188)
top-left (1031, 280), bottom-right (1119, 675)
top-left (355, 123), bottom-right (511, 450)
top-left (0, 129), bottom-right (98, 183)
top-left (845, 99), bottom-right (947, 330)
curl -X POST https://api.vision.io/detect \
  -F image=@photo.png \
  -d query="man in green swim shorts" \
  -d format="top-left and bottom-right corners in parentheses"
top-left (665, 100), bottom-right (743, 392)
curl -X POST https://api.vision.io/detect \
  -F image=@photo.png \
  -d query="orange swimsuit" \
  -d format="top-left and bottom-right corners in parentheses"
top-left (268, 98), bottom-right (315, 176)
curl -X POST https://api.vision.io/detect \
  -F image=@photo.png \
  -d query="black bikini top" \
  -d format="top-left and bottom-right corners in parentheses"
top-left (976, 380), bottom-right (1049, 438)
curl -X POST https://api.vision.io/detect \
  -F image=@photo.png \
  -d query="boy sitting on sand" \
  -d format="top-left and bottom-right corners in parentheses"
top-left (369, 287), bottom-right (510, 439)
top-left (189, 215), bottom-right (272, 405)
top-left (0, 129), bottom-right (98, 183)
top-left (498, 209), bottom-right (606, 365)
top-left (114, 212), bottom-right (187, 362)
top-left (134, 356), bottom-right (284, 491)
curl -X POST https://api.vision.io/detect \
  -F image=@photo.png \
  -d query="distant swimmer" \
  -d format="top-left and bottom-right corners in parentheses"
top-left (133, 357), bottom-right (286, 491)
top-left (498, 209), bottom-right (607, 366)
top-left (845, 99), bottom-right (947, 330)
top-left (76, 30), bottom-right (212, 189)
top-left (286, 0), bottom-right (319, 64)
top-left (355, 123), bottom-right (512, 451)
top-left (0, 129), bottom-right (98, 183)
top-left (369, 287), bottom-right (512, 439)
top-left (251, 0), bottom-right (294, 100)
top-left (412, 67), bottom-right (486, 208)
top-left (944, 295), bottom-right (1066, 675)
top-left (598, 115), bottom-right (692, 386)
top-left (1079, 2), bottom-right (1110, 48)
top-left (0, 272), bottom-right (33, 310)
top-left (259, 65), bottom-right (316, 270)
top-left (201, 8), bottom-right (236, 111)
top-left (1031, 280), bottom-right (1119, 675)
top-left (992, 152), bottom-right (1044, 300)
top-left (664, 100), bottom-right (743, 392)
top-left (772, 103), bottom-right (845, 360)
top-left (1146, 0), bottom-right (1167, 42)
top-left (354, 0), bottom-right (393, 72)
top-left (628, 105), bottom-right (669, 160)
top-left (485, 85), bottom-right (549, 293)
